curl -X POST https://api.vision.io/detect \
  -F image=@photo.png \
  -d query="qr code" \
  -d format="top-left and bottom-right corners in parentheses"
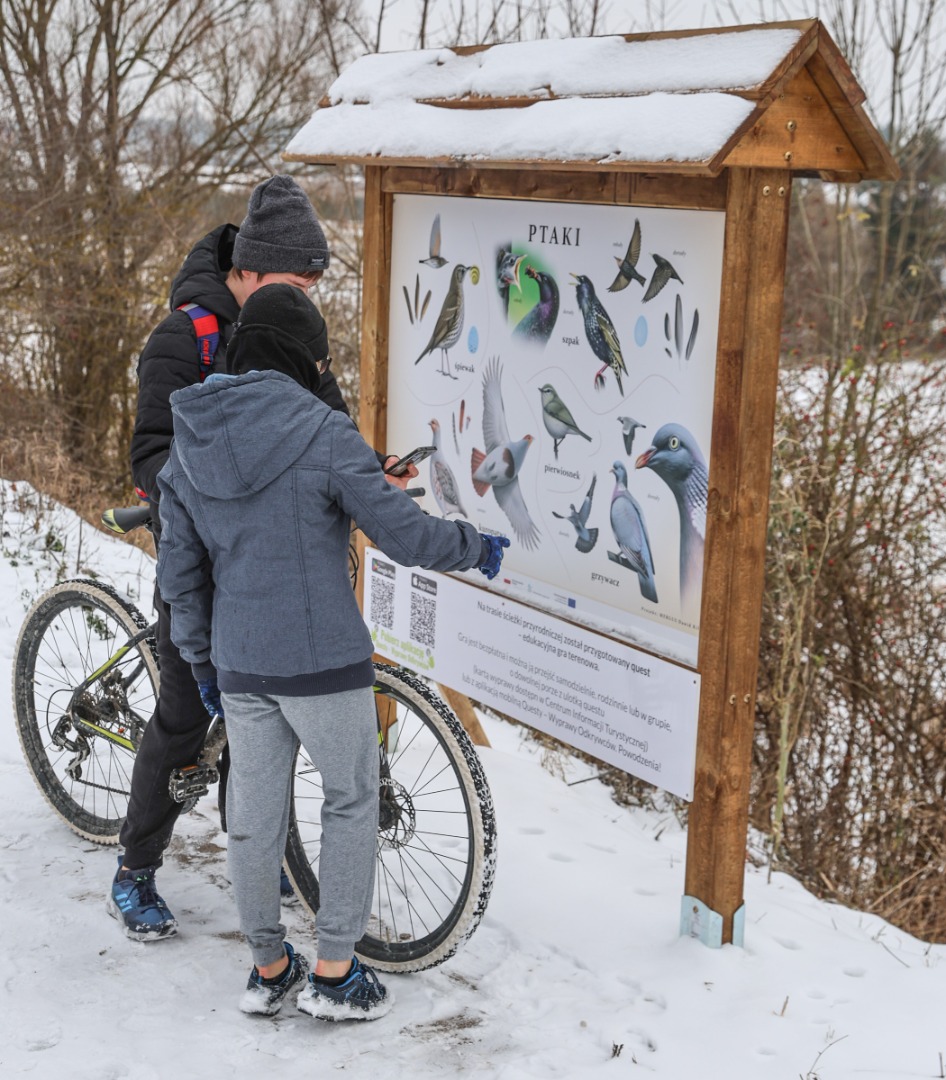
top-left (369, 578), bottom-right (394, 629)
top-left (409, 591), bottom-right (436, 648)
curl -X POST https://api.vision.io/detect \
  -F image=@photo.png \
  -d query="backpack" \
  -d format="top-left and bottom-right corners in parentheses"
top-left (176, 303), bottom-right (220, 383)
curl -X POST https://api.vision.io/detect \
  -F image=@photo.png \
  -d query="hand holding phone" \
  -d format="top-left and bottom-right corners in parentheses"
top-left (384, 445), bottom-right (436, 477)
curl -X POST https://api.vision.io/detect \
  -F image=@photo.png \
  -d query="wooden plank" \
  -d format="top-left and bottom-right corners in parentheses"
top-left (685, 167), bottom-right (792, 942)
top-left (723, 67), bottom-right (866, 174)
top-left (379, 166), bottom-right (726, 211)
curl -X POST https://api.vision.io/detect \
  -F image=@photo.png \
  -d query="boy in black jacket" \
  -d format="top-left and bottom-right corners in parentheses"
top-left (110, 176), bottom-right (417, 941)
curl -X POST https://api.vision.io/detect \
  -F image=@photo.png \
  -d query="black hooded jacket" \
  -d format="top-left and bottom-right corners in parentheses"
top-left (130, 224), bottom-right (349, 510)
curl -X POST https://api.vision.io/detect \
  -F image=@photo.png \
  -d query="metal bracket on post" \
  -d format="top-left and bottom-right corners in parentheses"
top-left (680, 895), bottom-right (745, 948)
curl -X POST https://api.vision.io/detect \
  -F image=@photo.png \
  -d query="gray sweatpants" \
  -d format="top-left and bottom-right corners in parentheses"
top-left (221, 686), bottom-right (379, 969)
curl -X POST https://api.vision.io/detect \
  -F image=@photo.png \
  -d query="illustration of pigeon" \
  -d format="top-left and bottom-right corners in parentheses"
top-left (419, 213), bottom-right (447, 268)
top-left (553, 473), bottom-right (598, 554)
top-left (470, 357), bottom-right (540, 550)
top-left (538, 383), bottom-right (592, 460)
top-left (571, 273), bottom-right (628, 395)
top-left (415, 263), bottom-right (473, 379)
top-left (608, 219), bottom-right (645, 292)
top-left (635, 423), bottom-right (707, 614)
top-left (513, 264), bottom-right (560, 346)
top-left (496, 246), bottom-right (525, 315)
top-left (618, 415), bottom-right (646, 456)
top-left (642, 253), bottom-right (683, 302)
top-left (608, 461), bottom-right (658, 603)
top-left (428, 418), bottom-right (467, 518)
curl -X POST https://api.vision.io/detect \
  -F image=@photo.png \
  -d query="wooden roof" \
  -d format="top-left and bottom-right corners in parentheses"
top-left (284, 20), bottom-right (898, 182)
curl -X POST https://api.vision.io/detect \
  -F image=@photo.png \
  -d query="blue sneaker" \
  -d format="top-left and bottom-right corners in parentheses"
top-left (107, 857), bottom-right (178, 941)
top-left (296, 957), bottom-right (392, 1021)
top-left (280, 866), bottom-right (299, 907)
top-left (240, 942), bottom-right (310, 1016)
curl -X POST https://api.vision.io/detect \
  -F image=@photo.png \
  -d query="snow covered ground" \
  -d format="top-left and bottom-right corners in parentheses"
top-left (0, 480), bottom-right (941, 1079)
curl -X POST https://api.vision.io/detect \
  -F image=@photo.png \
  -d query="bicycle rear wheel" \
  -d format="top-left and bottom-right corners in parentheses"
top-left (284, 664), bottom-right (496, 973)
top-left (13, 579), bottom-right (159, 843)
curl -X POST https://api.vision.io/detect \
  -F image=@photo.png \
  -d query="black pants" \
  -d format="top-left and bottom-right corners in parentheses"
top-left (119, 584), bottom-right (210, 869)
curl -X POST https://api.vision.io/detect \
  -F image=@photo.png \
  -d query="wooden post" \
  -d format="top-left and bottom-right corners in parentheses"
top-left (683, 167), bottom-right (792, 946)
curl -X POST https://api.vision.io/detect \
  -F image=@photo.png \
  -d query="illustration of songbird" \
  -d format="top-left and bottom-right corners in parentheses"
top-left (571, 273), bottom-right (628, 395)
top-left (608, 219), bottom-right (645, 292)
top-left (553, 473), bottom-right (598, 554)
top-left (428, 418), bottom-right (467, 518)
top-left (496, 246), bottom-right (526, 316)
top-left (513, 265), bottom-right (560, 346)
top-left (608, 461), bottom-right (658, 603)
top-left (538, 383), bottom-right (592, 460)
top-left (471, 357), bottom-right (540, 550)
top-left (642, 253), bottom-right (683, 302)
top-left (618, 415), bottom-right (646, 456)
top-left (419, 213), bottom-right (448, 268)
top-left (415, 263), bottom-right (473, 379)
top-left (635, 423), bottom-right (707, 615)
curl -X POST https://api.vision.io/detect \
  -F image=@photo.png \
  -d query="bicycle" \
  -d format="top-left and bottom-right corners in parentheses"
top-left (12, 505), bottom-right (496, 973)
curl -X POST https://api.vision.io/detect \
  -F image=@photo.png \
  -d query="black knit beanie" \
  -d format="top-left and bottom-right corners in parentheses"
top-left (227, 284), bottom-right (329, 395)
top-left (232, 175), bottom-right (330, 274)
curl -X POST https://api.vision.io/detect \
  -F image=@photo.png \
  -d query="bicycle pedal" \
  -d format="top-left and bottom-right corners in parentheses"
top-left (168, 763), bottom-right (219, 804)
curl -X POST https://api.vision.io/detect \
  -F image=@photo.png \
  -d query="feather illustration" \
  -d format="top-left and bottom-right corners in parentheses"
top-left (664, 312), bottom-right (670, 340)
top-left (686, 308), bottom-right (700, 360)
top-left (459, 399), bottom-right (466, 433)
top-left (674, 294), bottom-right (683, 357)
top-left (452, 411), bottom-right (460, 455)
top-left (420, 289), bottom-right (431, 321)
top-left (414, 273), bottom-right (420, 316)
top-left (403, 285), bottom-right (414, 325)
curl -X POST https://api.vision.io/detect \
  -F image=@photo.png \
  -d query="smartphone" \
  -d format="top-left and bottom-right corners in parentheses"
top-left (384, 445), bottom-right (436, 476)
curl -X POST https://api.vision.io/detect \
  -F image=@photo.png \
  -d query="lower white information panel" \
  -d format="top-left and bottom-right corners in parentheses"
top-left (364, 548), bottom-right (701, 801)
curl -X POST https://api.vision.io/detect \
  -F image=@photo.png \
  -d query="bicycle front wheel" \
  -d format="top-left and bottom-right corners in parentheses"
top-left (13, 579), bottom-right (159, 843)
top-left (285, 664), bottom-right (497, 973)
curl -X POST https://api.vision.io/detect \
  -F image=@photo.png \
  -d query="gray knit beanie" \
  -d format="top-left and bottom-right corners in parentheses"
top-left (231, 175), bottom-right (330, 274)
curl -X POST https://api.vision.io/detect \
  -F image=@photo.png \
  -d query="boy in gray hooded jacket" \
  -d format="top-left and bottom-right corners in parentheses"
top-left (156, 284), bottom-right (507, 1020)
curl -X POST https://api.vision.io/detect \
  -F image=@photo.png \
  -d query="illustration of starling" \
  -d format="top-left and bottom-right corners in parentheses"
top-left (513, 265), bottom-right (560, 346)
top-left (571, 273), bottom-right (628, 395)
top-left (636, 423), bottom-right (707, 615)
top-left (428, 418), bottom-right (467, 518)
top-left (415, 263), bottom-right (474, 379)
top-left (607, 219), bottom-right (645, 292)
top-left (470, 357), bottom-right (540, 550)
top-left (642, 254), bottom-right (683, 302)
top-left (617, 415), bottom-right (646, 456)
top-left (538, 383), bottom-right (592, 459)
top-left (553, 473), bottom-right (598, 554)
top-left (608, 461), bottom-right (658, 603)
top-left (419, 213), bottom-right (448, 268)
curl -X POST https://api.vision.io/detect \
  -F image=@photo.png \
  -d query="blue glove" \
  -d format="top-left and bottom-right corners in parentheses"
top-left (477, 534), bottom-right (511, 580)
top-left (197, 678), bottom-right (223, 720)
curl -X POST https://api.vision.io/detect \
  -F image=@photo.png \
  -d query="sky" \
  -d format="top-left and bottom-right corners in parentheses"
top-left (1, 481), bottom-right (943, 1079)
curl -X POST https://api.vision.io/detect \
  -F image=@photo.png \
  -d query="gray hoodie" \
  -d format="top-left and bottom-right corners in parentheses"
top-left (156, 369), bottom-right (483, 695)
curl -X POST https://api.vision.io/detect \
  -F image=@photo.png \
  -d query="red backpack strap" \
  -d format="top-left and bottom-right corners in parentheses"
top-left (176, 303), bottom-right (220, 383)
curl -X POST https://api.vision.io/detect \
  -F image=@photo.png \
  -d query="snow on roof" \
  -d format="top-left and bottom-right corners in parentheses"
top-left (285, 27), bottom-right (803, 168)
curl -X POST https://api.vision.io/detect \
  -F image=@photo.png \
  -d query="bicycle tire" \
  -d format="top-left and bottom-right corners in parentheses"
top-left (284, 663), bottom-right (496, 973)
top-left (13, 579), bottom-right (159, 844)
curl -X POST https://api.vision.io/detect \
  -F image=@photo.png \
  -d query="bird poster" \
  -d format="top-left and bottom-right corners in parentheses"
top-left (385, 193), bottom-right (724, 668)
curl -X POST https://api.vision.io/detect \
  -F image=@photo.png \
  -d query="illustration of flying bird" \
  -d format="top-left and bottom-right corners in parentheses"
top-left (415, 263), bottom-right (473, 379)
top-left (608, 219), bottom-right (645, 292)
top-left (428, 418), bottom-right (467, 518)
top-left (642, 253), bottom-right (683, 302)
top-left (470, 357), bottom-right (540, 550)
top-left (553, 473), bottom-right (598, 554)
top-left (571, 273), bottom-right (628, 395)
top-left (608, 461), bottom-right (658, 603)
top-left (618, 415), bottom-right (646, 456)
top-left (636, 423), bottom-right (707, 615)
top-left (513, 265), bottom-right (560, 346)
top-left (419, 213), bottom-right (448, 268)
top-left (538, 383), bottom-right (592, 459)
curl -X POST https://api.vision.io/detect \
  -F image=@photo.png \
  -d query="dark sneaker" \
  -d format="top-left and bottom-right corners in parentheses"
top-left (240, 942), bottom-right (310, 1016)
top-left (107, 857), bottom-right (178, 941)
top-left (297, 957), bottom-right (392, 1021)
top-left (280, 866), bottom-right (299, 907)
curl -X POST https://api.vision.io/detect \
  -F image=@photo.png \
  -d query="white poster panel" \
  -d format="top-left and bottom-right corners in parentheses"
top-left (385, 194), bottom-right (723, 668)
top-left (365, 548), bottom-right (700, 801)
